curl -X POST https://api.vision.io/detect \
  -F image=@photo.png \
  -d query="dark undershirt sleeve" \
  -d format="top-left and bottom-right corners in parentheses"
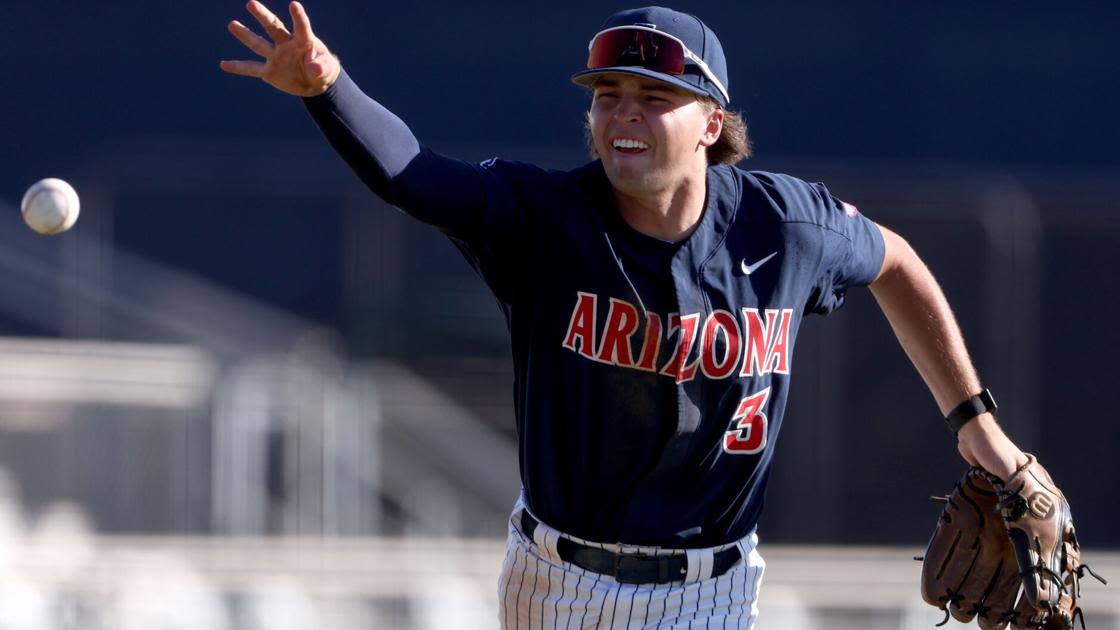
top-left (302, 69), bottom-right (494, 240)
top-left (303, 69), bottom-right (544, 304)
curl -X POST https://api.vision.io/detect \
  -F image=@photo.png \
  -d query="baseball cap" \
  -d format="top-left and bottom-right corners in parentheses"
top-left (571, 6), bottom-right (730, 107)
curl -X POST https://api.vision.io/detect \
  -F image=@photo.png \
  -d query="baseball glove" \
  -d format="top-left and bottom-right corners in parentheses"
top-left (921, 466), bottom-right (1022, 628)
top-left (921, 457), bottom-right (1106, 630)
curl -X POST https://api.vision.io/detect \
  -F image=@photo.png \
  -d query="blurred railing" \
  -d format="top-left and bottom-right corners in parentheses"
top-left (0, 331), bottom-right (516, 540)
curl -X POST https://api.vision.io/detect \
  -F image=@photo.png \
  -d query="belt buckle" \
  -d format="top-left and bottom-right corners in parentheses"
top-left (613, 545), bottom-right (648, 583)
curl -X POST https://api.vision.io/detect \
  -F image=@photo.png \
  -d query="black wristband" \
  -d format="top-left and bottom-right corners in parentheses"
top-left (944, 389), bottom-right (997, 435)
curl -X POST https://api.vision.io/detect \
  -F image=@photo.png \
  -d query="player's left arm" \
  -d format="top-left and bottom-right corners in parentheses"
top-left (868, 223), bottom-right (1028, 481)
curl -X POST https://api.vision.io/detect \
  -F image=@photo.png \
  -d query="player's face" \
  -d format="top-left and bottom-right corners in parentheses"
top-left (589, 74), bottom-right (721, 197)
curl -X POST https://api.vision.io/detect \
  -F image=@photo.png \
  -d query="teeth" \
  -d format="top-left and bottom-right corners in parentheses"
top-left (612, 138), bottom-right (649, 150)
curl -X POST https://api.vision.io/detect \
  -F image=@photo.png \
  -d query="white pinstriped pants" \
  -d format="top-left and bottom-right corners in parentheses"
top-left (498, 499), bottom-right (765, 629)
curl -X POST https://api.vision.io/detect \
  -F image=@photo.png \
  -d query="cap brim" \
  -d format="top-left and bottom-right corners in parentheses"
top-left (571, 67), bottom-right (712, 101)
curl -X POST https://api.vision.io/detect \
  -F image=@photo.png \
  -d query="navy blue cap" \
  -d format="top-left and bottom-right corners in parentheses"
top-left (572, 6), bottom-right (730, 107)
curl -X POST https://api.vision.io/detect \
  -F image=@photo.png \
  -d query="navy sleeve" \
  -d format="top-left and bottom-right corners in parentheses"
top-left (302, 70), bottom-right (546, 302)
top-left (752, 172), bottom-right (885, 315)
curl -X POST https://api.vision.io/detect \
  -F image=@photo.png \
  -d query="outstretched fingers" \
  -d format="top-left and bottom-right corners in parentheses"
top-left (219, 59), bottom-right (266, 78)
top-left (221, 0), bottom-right (337, 95)
top-left (289, 1), bottom-right (314, 41)
top-left (228, 20), bottom-right (274, 58)
top-left (246, 0), bottom-right (291, 43)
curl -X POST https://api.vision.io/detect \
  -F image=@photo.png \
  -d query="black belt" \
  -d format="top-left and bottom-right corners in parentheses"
top-left (520, 512), bottom-right (741, 585)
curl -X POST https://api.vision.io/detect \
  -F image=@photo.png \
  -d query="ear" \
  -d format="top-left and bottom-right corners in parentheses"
top-left (698, 107), bottom-right (725, 148)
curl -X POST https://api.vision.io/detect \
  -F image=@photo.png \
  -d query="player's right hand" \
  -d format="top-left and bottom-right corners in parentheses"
top-left (220, 1), bottom-right (340, 97)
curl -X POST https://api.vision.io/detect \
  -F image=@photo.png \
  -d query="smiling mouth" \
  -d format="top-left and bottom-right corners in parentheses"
top-left (611, 138), bottom-right (650, 154)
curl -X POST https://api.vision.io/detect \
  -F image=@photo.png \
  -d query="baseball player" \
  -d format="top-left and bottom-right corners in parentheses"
top-left (221, 3), bottom-right (1089, 628)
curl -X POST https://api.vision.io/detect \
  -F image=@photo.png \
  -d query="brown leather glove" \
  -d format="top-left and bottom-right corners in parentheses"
top-left (996, 454), bottom-right (1105, 629)
top-left (921, 457), bottom-right (1107, 630)
top-left (921, 467), bottom-right (1023, 629)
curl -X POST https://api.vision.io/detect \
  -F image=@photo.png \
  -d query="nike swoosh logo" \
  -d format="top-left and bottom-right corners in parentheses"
top-left (740, 252), bottom-right (778, 275)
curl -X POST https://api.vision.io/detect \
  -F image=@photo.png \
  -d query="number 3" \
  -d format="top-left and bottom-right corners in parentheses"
top-left (723, 387), bottom-right (771, 455)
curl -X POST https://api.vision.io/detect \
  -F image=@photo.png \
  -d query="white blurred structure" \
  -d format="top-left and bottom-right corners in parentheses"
top-left (0, 466), bottom-right (1115, 629)
top-left (0, 493), bottom-right (1114, 630)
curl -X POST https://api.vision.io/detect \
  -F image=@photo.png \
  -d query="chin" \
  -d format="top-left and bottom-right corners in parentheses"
top-left (605, 163), bottom-right (667, 195)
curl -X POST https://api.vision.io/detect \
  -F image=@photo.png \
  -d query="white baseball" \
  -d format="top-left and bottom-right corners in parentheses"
top-left (21, 178), bottom-right (80, 235)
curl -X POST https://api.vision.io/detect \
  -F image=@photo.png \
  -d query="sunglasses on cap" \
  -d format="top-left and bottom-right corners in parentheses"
top-left (586, 26), bottom-right (730, 105)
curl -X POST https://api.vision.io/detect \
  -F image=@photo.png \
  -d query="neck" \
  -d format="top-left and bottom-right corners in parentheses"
top-left (613, 167), bottom-right (709, 242)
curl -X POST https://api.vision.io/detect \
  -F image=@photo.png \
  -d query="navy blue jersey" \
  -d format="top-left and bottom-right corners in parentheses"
top-left (306, 71), bottom-right (885, 548)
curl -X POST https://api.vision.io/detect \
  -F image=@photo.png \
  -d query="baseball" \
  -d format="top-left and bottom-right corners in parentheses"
top-left (21, 177), bottom-right (80, 235)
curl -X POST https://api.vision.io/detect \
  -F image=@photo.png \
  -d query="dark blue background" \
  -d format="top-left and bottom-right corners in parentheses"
top-left (6, 1), bottom-right (1118, 186)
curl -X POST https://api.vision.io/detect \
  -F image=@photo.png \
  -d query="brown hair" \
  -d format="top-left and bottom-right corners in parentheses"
top-left (583, 96), bottom-right (752, 165)
top-left (699, 97), bottom-right (751, 165)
